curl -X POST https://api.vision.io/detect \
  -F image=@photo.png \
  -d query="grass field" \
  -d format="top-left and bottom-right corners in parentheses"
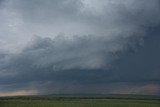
top-left (0, 95), bottom-right (160, 107)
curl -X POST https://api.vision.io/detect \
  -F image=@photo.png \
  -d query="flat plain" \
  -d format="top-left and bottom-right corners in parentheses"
top-left (0, 94), bottom-right (160, 107)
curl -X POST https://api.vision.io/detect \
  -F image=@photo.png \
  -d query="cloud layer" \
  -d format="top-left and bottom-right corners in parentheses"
top-left (0, 0), bottom-right (160, 95)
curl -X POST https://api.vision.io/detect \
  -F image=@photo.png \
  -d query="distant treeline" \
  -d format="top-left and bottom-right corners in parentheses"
top-left (0, 94), bottom-right (160, 101)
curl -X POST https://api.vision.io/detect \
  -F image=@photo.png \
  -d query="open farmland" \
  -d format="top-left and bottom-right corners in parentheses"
top-left (0, 94), bottom-right (160, 107)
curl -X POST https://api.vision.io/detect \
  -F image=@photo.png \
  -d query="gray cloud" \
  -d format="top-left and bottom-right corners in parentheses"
top-left (0, 34), bottom-right (160, 95)
top-left (1, 0), bottom-right (160, 47)
top-left (0, 0), bottom-right (160, 95)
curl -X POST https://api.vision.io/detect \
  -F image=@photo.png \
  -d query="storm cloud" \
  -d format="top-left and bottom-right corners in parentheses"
top-left (0, 0), bottom-right (160, 95)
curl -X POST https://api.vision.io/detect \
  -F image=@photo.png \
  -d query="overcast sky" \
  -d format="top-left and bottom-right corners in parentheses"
top-left (0, 0), bottom-right (160, 96)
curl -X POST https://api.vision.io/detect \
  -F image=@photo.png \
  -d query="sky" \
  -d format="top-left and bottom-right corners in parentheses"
top-left (0, 0), bottom-right (160, 96)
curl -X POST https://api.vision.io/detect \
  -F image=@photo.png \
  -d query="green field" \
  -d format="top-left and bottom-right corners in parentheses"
top-left (0, 95), bottom-right (160, 107)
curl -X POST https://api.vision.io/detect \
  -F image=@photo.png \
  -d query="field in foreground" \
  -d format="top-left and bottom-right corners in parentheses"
top-left (0, 95), bottom-right (160, 107)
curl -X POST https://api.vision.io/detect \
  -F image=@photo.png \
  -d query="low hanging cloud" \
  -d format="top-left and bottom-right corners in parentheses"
top-left (0, 0), bottom-right (160, 95)
top-left (16, 35), bottom-right (141, 70)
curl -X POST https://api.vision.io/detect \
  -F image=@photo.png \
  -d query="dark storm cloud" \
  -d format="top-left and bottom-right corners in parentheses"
top-left (0, 35), bottom-right (136, 84)
top-left (0, 0), bottom-right (160, 95)
top-left (0, 33), bottom-right (160, 94)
